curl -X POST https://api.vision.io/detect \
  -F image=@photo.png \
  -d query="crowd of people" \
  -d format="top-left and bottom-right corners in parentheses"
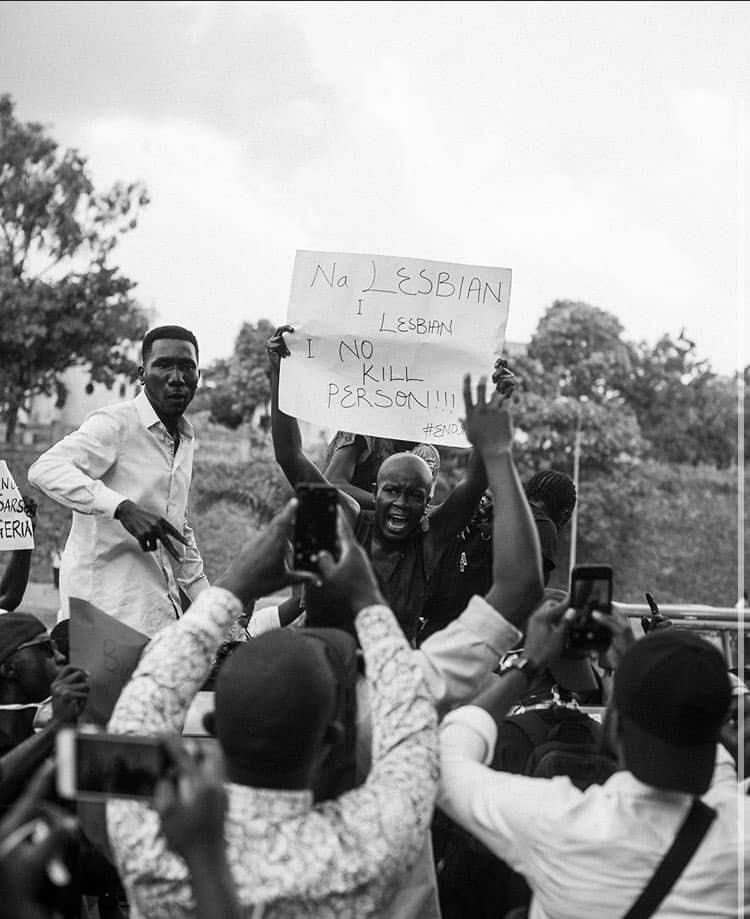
top-left (0, 324), bottom-right (745, 918)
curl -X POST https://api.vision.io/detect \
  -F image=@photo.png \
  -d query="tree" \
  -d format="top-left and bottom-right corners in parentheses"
top-left (511, 300), bottom-right (646, 476)
top-left (204, 319), bottom-right (275, 429)
top-left (626, 331), bottom-right (738, 468)
top-left (0, 94), bottom-right (150, 440)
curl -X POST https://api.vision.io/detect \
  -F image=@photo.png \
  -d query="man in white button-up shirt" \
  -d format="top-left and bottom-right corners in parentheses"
top-left (439, 599), bottom-right (744, 918)
top-left (28, 326), bottom-right (209, 636)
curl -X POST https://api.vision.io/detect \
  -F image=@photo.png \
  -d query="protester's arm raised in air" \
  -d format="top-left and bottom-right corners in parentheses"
top-left (413, 379), bottom-right (543, 714)
top-left (463, 379), bottom-right (544, 628)
top-left (267, 326), bottom-right (359, 524)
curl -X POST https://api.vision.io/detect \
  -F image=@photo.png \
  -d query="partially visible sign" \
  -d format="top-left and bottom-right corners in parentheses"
top-left (280, 250), bottom-right (511, 448)
top-left (69, 598), bottom-right (149, 727)
top-left (0, 461), bottom-right (34, 550)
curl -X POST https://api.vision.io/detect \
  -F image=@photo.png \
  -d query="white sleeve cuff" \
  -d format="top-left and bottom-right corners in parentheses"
top-left (246, 605), bottom-right (282, 637)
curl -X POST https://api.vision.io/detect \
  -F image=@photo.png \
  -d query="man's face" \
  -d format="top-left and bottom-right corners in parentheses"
top-left (6, 634), bottom-right (64, 702)
top-left (374, 456), bottom-right (431, 542)
top-left (140, 338), bottom-right (199, 421)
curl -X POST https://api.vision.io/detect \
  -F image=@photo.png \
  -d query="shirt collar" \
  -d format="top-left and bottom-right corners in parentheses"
top-left (602, 769), bottom-right (692, 804)
top-left (134, 390), bottom-right (194, 439)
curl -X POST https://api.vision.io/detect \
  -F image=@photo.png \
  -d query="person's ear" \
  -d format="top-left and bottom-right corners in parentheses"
top-left (137, 365), bottom-right (145, 383)
top-left (322, 720), bottom-right (344, 747)
top-left (202, 711), bottom-right (216, 736)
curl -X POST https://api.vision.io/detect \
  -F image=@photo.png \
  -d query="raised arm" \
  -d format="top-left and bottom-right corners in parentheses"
top-left (267, 326), bottom-right (359, 523)
top-left (462, 377), bottom-right (544, 628)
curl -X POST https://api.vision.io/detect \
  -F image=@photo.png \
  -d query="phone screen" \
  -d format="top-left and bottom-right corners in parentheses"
top-left (567, 565), bottom-right (613, 652)
top-left (58, 731), bottom-right (168, 801)
top-left (294, 484), bottom-right (338, 572)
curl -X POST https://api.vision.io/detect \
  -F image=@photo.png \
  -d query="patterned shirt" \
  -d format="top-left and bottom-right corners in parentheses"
top-left (107, 587), bottom-right (438, 919)
top-left (28, 392), bottom-right (208, 636)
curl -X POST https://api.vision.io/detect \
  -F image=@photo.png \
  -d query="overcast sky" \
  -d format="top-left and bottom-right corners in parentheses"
top-left (1, 1), bottom-right (747, 374)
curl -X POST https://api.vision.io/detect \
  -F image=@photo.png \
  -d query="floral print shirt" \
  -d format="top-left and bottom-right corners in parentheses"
top-left (107, 587), bottom-right (438, 919)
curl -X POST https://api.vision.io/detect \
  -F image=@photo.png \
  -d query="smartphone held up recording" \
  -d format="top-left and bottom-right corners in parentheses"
top-left (566, 564), bottom-right (613, 653)
top-left (56, 729), bottom-right (170, 801)
top-left (294, 483), bottom-right (339, 572)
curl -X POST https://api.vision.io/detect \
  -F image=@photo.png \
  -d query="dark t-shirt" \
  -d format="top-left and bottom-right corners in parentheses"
top-left (354, 511), bottom-right (451, 644)
top-left (420, 529), bottom-right (493, 641)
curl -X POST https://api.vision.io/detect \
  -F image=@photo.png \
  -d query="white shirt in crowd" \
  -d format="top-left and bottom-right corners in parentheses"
top-left (438, 704), bottom-right (747, 918)
top-left (28, 391), bottom-right (208, 635)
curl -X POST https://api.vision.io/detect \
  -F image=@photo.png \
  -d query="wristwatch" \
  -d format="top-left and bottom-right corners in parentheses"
top-left (505, 656), bottom-right (542, 685)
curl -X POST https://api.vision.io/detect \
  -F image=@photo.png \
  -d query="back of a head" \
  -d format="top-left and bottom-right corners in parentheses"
top-left (214, 630), bottom-right (336, 788)
top-left (141, 325), bottom-right (199, 363)
top-left (613, 630), bottom-right (731, 795)
top-left (525, 470), bottom-right (577, 528)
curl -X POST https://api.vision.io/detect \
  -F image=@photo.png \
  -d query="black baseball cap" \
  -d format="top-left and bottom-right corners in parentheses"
top-left (613, 630), bottom-right (731, 795)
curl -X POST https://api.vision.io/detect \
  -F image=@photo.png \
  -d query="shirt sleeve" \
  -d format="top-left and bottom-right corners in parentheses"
top-left (415, 595), bottom-right (522, 717)
top-left (317, 603), bottom-right (439, 910)
top-left (245, 605), bottom-right (282, 637)
top-left (106, 587), bottom-right (241, 918)
top-left (437, 704), bottom-right (578, 870)
top-left (27, 408), bottom-right (131, 518)
top-left (177, 514), bottom-right (209, 597)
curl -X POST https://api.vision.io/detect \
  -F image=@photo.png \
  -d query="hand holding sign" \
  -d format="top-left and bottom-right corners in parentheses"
top-left (279, 251), bottom-right (511, 448)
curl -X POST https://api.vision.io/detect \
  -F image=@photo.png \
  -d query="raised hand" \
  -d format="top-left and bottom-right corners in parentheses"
top-left (115, 500), bottom-right (189, 561)
top-left (523, 594), bottom-right (577, 669)
top-left (215, 498), bottom-right (320, 605)
top-left (462, 373), bottom-right (514, 456)
top-left (266, 324), bottom-right (294, 374)
top-left (491, 357), bottom-right (517, 397)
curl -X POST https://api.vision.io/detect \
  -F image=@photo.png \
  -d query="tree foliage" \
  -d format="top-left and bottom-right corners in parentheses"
top-left (0, 94), bottom-right (150, 439)
top-left (204, 319), bottom-right (275, 429)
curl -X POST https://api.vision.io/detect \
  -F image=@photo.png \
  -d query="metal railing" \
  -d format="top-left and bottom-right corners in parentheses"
top-left (613, 601), bottom-right (747, 665)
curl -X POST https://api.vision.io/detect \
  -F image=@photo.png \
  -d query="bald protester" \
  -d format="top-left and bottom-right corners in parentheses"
top-left (267, 325), bottom-right (490, 643)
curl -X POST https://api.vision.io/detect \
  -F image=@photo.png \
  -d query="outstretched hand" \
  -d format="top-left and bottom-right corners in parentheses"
top-left (462, 374), bottom-right (514, 456)
top-left (266, 324), bottom-right (294, 374)
top-left (592, 606), bottom-right (637, 672)
top-left (215, 498), bottom-right (320, 605)
top-left (316, 510), bottom-right (385, 615)
top-left (115, 500), bottom-right (189, 561)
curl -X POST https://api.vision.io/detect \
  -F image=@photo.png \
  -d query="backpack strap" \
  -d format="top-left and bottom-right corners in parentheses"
top-left (621, 798), bottom-right (716, 919)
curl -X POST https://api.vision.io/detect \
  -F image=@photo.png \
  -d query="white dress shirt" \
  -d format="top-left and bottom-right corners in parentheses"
top-left (439, 704), bottom-right (748, 918)
top-left (28, 392), bottom-right (208, 635)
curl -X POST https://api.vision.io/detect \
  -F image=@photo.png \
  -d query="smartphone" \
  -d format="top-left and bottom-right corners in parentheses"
top-left (294, 483), bottom-right (339, 572)
top-left (566, 564), bottom-right (613, 652)
top-left (56, 729), bottom-right (170, 801)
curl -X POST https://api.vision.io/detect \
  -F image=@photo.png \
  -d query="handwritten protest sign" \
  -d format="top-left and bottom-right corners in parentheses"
top-left (279, 251), bottom-right (511, 448)
top-left (69, 597), bottom-right (149, 726)
top-left (0, 461), bottom-right (34, 550)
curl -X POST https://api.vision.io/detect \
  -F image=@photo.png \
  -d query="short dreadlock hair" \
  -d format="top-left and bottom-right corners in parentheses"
top-left (525, 470), bottom-right (576, 529)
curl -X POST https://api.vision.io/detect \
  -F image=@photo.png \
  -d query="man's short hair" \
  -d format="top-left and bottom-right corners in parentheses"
top-left (213, 630), bottom-right (336, 783)
top-left (141, 326), bottom-right (199, 364)
top-left (525, 470), bottom-right (576, 528)
top-left (613, 630), bottom-right (731, 795)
